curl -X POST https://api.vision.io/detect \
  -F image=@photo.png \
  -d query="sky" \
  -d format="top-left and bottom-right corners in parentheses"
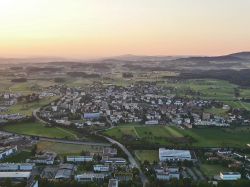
top-left (0, 0), bottom-right (250, 58)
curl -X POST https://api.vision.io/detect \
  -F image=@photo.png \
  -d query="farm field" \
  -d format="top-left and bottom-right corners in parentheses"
top-left (0, 96), bottom-right (59, 116)
top-left (134, 150), bottom-right (159, 164)
top-left (164, 79), bottom-right (250, 111)
top-left (37, 141), bottom-right (103, 155)
top-left (104, 125), bottom-right (250, 148)
top-left (2, 122), bottom-right (78, 140)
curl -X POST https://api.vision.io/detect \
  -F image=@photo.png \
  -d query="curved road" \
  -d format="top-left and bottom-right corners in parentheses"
top-left (101, 135), bottom-right (149, 187)
top-left (33, 107), bottom-right (148, 186)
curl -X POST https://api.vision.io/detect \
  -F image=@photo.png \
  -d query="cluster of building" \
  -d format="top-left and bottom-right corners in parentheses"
top-left (39, 82), bottom-right (234, 129)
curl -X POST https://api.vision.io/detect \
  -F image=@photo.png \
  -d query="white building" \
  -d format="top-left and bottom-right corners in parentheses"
top-left (75, 173), bottom-right (106, 182)
top-left (0, 171), bottom-right (31, 180)
top-left (0, 163), bottom-right (34, 171)
top-left (159, 148), bottom-right (192, 161)
top-left (67, 156), bottom-right (93, 163)
top-left (93, 165), bottom-right (110, 172)
top-left (0, 146), bottom-right (17, 160)
top-left (220, 172), bottom-right (241, 180)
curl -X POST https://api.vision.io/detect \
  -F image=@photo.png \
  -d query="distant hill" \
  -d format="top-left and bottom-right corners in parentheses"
top-left (229, 52), bottom-right (250, 60)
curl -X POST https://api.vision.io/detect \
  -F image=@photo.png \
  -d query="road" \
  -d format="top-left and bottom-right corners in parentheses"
top-left (0, 130), bottom-right (110, 147)
top-left (32, 107), bottom-right (48, 124)
top-left (101, 135), bottom-right (149, 187)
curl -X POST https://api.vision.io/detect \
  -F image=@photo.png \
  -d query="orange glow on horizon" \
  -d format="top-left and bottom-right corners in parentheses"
top-left (0, 0), bottom-right (250, 58)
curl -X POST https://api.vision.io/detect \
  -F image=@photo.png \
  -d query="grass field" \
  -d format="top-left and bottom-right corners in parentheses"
top-left (2, 122), bottom-right (78, 139)
top-left (200, 164), bottom-right (229, 178)
top-left (134, 150), bottom-right (159, 163)
top-left (1, 96), bottom-right (59, 116)
top-left (164, 79), bottom-right (250, 111)
top-left (37, 141), bottom-right (103, 155)
top-left (104, 125), bottom-right (250, 148)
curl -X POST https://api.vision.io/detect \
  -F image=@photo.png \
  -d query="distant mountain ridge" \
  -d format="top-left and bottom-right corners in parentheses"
top-left (0, 52), bottom-right (249, 64)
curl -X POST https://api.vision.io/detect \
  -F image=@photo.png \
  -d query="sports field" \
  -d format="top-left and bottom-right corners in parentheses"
top-left (104, 125), bottom-right (250, 148)
top-left (2, 122), bottom-right (78, 140)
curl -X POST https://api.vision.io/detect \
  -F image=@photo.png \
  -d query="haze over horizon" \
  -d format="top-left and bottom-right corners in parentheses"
top-left (0, 0), bottom-right (250, 59)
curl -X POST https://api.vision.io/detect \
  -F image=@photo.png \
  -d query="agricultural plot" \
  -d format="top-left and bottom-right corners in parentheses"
top-left (105, 125), bottom-right (250, 148)
top-left (2, 122), bottom-right (77, 140)
top-left (37, 141), bottom-right (103, 155)
top-left (134, 150), bottom-right (159, 164)
top-left (165, 79), bottom-right (250, 111)
top-left (1, 96), bottom-right (59, 116)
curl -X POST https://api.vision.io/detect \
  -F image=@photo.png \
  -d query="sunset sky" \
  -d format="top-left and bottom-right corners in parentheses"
top-left (0, 0), bottom-right (250, 58)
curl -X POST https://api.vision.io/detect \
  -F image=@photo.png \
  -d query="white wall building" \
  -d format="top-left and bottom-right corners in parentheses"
top-left (0, 146), bottom-right (17, 160)
top-left (159, 148), bottom-right (191, 161)
top-left (220, 172), bottom-right (241, 180)
top-left (93, 165), bottom-right (110, 172)
top-left (67, 156), bottom-right (93, 162)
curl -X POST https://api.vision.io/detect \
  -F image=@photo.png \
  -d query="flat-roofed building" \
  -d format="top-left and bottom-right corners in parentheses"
top-left (0, 171), bottom-right (31, 180)
top-left (93, 164), bottom-right (110, 172)
top-left (108, 179), bottom-right (119, 187)
top-left (67, 156), bottom-right (93, 163)
top-left (0, 146), bottom-right (17, 160)
top-left (55, 164), bottom-right (75, 180)
top-left (220, 172), bottom-right (241, 180)
top-left (75, 173), bottom-right (106, 182)
top-left (0, 163), bottom-right (34, 171)
top-left (155, 167), bottom-right (180, 181)
top-left (159, 148), bottom-right (191, 161)
top-left (102, 156), bottom-right (126, 165)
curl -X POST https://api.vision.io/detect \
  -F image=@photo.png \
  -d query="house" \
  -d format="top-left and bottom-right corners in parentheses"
top-left (83, 113), bottom-right (100, 119)
top-left (145, 120), bottom-right (159, 125)
top-left (0, 146), bottom-right (17, 160)
top-left (108, 179), bottom-right (119, 187)
top-left (220, 172), bottom-right (241, 180)
top-left (159, 148), bottom-right (192, 161)
top-left (67, 156), bottom-right (93, 163)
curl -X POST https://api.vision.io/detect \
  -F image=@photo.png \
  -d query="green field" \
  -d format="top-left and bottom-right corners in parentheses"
top-left (200, 164), bottom-right (229, 178)
top-left (2, 122), bottom-right (78, 139)
top-left (104, 125), bottom-right (250, 148)
top-left (164, 79), bottom-right (250, 111)
top-left (37, 141), bottom-right (103, 155)
top-left (0, 96), bottom-right (59, 116)
top-left (134, 150), bottom-right (159, 164)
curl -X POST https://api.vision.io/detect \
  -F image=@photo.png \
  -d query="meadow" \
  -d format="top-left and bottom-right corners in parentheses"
top-left (2, 122), bottom-right (78, 140)
top-left (104, 125), bottom-right (250, 148)
top-left (37, 141), bottom-right (103, 155)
